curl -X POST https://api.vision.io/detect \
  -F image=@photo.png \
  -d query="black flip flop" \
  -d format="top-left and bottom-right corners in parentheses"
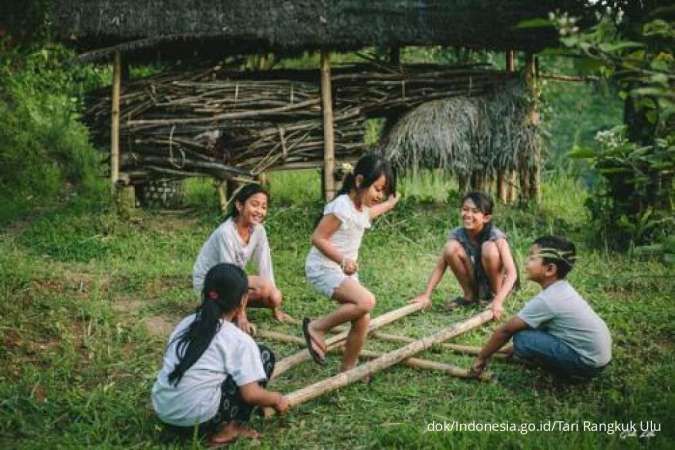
top-left (302, 318), bottom-right (326, 365)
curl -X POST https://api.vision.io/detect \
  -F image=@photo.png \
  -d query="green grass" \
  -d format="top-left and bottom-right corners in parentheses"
top-left (1, 172), bottom-right (673, 449)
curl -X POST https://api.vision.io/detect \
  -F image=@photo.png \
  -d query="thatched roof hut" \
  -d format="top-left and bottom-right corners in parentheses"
top-left (382, 79), bottom-right (539, 179)
top-left (3, 1), bottom-right (593, 62)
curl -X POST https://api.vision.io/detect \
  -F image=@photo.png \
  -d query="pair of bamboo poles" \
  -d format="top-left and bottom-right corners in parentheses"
top-left (257, 303), bottom-right (508, 417)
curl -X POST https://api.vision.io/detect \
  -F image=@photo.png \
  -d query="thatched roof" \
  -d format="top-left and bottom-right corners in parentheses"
top-left (382, 79), bottom-right (540, 176)
top-left (3, 0), bottom-right (592, 62)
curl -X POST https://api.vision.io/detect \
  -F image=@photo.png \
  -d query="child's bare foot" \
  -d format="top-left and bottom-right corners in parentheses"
top-left (234, 423), bottom-right (261, 439)
top-left (273, 308), bottom-right (295, 323)
top-left (208, 422), bottom-right (239, 447)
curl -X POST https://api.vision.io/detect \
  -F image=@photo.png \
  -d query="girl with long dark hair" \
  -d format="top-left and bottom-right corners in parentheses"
top-left (411, 191), bottom-right (518, 319)
top-left (152, 263), bottom-right (288, 446)
top-left (193, 183), bottom-right (292, 334)
top-left (303, 153), bottom-right (400, 370)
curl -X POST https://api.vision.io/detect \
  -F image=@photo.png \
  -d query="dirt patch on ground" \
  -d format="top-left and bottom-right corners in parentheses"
top-left (143, 315), bottom-right (176, 338)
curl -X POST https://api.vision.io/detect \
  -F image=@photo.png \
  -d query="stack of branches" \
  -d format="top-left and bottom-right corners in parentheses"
top-left (381, 78), bottom-right (540, 190)
top-left (86, 63), bottom-right (516, 182)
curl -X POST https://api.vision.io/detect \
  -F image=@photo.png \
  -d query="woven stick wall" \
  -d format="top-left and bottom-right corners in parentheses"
top-left (86, 63), bottom-right (517, 183)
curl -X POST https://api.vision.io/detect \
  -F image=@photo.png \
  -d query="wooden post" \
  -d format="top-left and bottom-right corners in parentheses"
top-left (111, 51), bottom-right (121, 193)
top-left (256, 329), bottom-right (490, 380)
top-left (389, 47), bottom-right (400, 66)
top-left (500, 50), bottom-right (516, 204)
top-left (264, 309), bottom-right (494, 416)
top-left (271, 302), bottom-right (425, 380)
top-left (216, 181), bottom-right (228, 213)
top-left (320, 50), bottom-right (336, 202)
top-left (526, 53), bottom-right (541, 203)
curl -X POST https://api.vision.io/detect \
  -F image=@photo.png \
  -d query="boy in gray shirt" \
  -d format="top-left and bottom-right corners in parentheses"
top-left (470, 235), bottom-right (611, 379)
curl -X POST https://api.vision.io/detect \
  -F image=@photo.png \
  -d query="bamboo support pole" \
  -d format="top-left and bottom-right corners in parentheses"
top-left (501, 50), bottom-right (516, 204)
top-left (264, 309), bottom-right (494, 416)
top-left (271, 302), bottom-right (425, 380)
top-left (525, 53), bottom-right (541, 203)
top-left (256, 329), bottom-right (490, 381)
top-left (320, 50), bottom-right (336, 202)
top-left (371, 331), bottom-right (510, 359)
top-left (111, 51), bottom-right (121, 192)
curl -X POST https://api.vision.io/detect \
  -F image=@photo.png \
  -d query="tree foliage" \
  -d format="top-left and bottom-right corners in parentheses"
top-left (551, 4), bottom-right (674, 249)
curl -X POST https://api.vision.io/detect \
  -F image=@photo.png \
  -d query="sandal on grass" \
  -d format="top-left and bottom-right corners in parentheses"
top-left (302, 318), bottom-right (326, 365)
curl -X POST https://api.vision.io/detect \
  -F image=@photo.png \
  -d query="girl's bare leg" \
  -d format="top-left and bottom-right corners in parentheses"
top-left (444, 240), bottom-right (476, 300)
top-left (481, 241), bottom-right (505, 296)
top-left (246, 275), bottom-right (293, 322)
top-left (309, 278), bottom-right (375, 370)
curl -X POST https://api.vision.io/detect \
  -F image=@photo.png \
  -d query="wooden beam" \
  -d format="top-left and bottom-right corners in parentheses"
top-left (371, 331), bottom-right (510, 359)
top-left (256, 329), bottom-right (490, 381)
top-left (111, 51), bottom-right (121, 192)
top-left (320, 50), bottom-right (336, 202)
top-left (525, 53), bottom-right (541, 203)
top-left (264, 309), bottom-right (494, 416)
top-left (271, 302), bottom-right (425, 380)
top-left (500, 49), bottom-right (516, 204)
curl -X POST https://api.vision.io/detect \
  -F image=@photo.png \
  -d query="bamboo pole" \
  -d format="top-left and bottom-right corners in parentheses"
top-left (271, 302), bottom-right (425, 379)
top-left (501, 50), bottom-right (516, 204)
top-left (525, 53), bottom-right (541, 203)
top-left (320, 50), bottom-right (336, 202)
top-left (371, 331), bottom-right (510, 359)
top-left (256, 329), bottom-right (490, 381)
top-left (111, 51), bottom-right (121, 193)
top-left (357, 350), bottom-right (489, 380)
top-left (264, 309), bottom-right (493, 416)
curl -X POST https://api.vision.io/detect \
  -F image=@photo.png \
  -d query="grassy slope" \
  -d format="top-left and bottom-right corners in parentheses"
top-left (0, 173), bottom-right (673, 449)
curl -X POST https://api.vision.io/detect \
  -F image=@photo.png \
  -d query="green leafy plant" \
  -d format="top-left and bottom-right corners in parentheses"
top-left (550, 6), bottom-right (674, 249)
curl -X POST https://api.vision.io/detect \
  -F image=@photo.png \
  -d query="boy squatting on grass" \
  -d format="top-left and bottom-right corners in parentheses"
top-left (469, 235), bottom-right (612, 379)
top-left (152, 263), bottom-right (288, 447)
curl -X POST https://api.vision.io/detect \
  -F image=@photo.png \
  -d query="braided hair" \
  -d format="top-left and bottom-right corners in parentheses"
top-left (168, 263), bottom-right (248, 386)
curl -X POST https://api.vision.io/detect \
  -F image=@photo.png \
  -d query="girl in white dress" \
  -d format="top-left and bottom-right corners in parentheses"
top-left (193, 184), bottom-right (292, 334)
top-left (303, 154), bottom-right (399, 371)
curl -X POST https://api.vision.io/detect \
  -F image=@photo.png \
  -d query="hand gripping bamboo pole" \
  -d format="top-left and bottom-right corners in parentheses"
top-left (271, 302), bottom-right (425, 380)
top-left (264, 309), bottom-right (493, 416)
top-left (257, 329), bottom-right (490, 381)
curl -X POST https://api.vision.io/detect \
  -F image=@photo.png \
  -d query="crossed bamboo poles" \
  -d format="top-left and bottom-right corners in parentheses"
top-left (257, 303), bottom-right (509, 416)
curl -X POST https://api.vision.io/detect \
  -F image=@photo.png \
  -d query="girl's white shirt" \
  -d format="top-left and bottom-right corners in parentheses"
top-left (305, 194), bottom-right (371, 271)
top-left (193, 217), bottom-right (275, 294)
top-left (151, 314), bottom-right (266, 427)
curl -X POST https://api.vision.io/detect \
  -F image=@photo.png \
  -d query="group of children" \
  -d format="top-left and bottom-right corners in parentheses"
top-left (151, 153), bottom-right (612, 446)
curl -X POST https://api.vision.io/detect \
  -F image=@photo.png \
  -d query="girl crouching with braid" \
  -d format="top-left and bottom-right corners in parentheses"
top-left (152, 263), bottom-right (288, 446)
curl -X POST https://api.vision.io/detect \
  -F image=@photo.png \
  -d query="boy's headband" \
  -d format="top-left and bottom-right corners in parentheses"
top-left (536, 247), bottom-right (577, 266)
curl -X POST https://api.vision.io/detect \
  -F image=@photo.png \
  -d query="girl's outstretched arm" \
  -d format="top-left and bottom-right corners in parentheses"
top-left (369, 193), bottom-right (400, 220)
top-left (410, 246), bottom-right (449, 307)
top-left (239, 382), bottom-right (288, 413)
top-left (490, 239), bottom-right (518, 319)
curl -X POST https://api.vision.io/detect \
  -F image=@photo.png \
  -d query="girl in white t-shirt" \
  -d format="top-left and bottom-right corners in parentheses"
top-left (193, 184), bottom-right (293, 334)
top-left (153, 263), bottom-right (288, 446)
top-left (303, 153), bottom-right (399, 371)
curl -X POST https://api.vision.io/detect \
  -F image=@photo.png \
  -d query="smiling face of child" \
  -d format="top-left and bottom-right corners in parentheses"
top-left (236, 192), bottom-right (268, 226)
top-left (460, 198), bottom-right (491, 234)
top-left (357, 174), bottom-right (387, 208)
